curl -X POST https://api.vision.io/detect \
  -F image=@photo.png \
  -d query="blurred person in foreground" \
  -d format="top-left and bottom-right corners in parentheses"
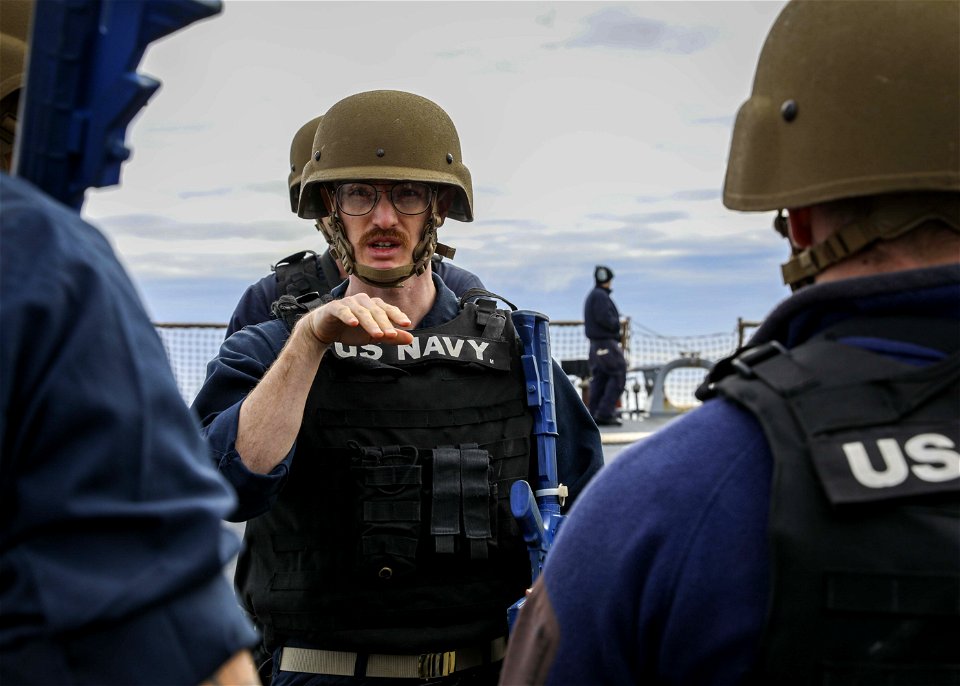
top-left (224, 114), bottom-right (484, 338)
top-left (0, 0), bottom-right (259, 683)
top-left (500, 1), bottom-right (959, 684)
top-left (583, 265), bottom-right (627, 426)
top-left (193, 89), bottom-right (603, 685)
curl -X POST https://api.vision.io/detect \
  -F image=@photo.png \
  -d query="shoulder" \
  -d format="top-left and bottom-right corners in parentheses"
top-left (2, 175), bottom-right (116, 274)
top-left (546, 398), bottom-right (772, 613)
top-left (564, 399), bottom-right (770, 545)
top-left (433, 260), bottom-right (484, 293)
top-left (542, 399), bottom-right (771, 682)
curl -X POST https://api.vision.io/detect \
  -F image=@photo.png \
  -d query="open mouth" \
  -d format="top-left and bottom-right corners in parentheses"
top-left (370, 240), bottom-right (400, 249)
top-left (362, 230), bottom-right (408, 256)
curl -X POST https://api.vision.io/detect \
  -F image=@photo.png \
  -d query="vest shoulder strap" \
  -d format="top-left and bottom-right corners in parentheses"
top-left (273, 249), bottom-right (340, 298)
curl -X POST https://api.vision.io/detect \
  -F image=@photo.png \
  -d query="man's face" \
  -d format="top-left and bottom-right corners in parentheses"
top-left (338, 180), bottom-right (432, 270)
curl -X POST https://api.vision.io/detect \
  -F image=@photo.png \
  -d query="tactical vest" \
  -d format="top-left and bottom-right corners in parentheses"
top-left (238, 298), bottom-right (534, 654)
top-left (273, 249), bottom-right (344, 299)
top-left (703, 316), bottom-right (960, 685)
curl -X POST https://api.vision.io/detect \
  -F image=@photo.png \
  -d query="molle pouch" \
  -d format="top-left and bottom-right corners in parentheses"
top-left (350, 445), bottom-right (422, 581)
top-left (432, 444), bottom-right (496, 560)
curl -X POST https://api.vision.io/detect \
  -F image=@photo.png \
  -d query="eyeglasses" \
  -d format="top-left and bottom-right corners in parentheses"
top-left (335, 181), bottom-right (434, 216)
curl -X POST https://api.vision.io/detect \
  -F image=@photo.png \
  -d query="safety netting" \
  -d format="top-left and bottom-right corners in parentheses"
top-left (155, 319), bottom-right (743, 414)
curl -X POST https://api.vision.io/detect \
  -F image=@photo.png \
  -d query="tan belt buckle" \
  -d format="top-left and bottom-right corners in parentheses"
top-left (418, 650), bottom-right (455, 679)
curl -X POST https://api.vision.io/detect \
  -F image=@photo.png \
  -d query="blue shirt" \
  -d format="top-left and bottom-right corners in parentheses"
top-left (584, 285), bottom-right (621, 341)
top-left (194, 274), bottom-right (603, 522)
top-left (506, 264), bottom-right (960, 685)
top-left (225, 250), bottom-right (485, 337)
top-left (0, 174), bottom-right (257, 685)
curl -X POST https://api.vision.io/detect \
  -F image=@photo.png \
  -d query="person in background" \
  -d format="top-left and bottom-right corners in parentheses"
top-left (225, 114), bottom-right (484, 338)
top-left (583, 265), bottom-right (627, 426)
top-left (500, 1), bottom-right (959, 684)
top-left (193, 89), bottom-right (603, 685)
top-left (0, 1), bottom-right (259, 683)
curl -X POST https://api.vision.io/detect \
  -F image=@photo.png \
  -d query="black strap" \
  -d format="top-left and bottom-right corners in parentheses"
top-left (461, 443), bottom-right (492, 559)
top-left (270, 291), bottom-right (330, 331)
top-left (431, 447), bottom-right (461, 554)
top-left (458, 288), bottom-right (517, 312)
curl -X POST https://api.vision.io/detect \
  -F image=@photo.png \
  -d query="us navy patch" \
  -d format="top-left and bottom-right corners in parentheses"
top-left (812, 423), bottom-right (960, 505)
top-left (331, 333), bottom-right (511, 370)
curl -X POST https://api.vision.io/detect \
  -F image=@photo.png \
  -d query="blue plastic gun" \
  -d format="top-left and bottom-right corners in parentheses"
top-left (508, 309), bottom-right (567, 631)
top-left (13, 0), bottom-right (221, 210)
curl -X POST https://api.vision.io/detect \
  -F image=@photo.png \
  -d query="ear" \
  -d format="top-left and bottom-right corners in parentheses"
top-left (436, 187), bottom-right (455, 223)
top-left (787, 207), bottom-right (813, 249)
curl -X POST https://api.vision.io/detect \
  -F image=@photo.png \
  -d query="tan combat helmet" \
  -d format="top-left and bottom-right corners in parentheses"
top-left (298, 90), bottom-right (473, 287)
top-left (287, 114), bottom-right (336, 244)
top-left (288, 115), bottom-right (322, 214)
top-left (0, 0), bottom-right (33, 171)
top-left (723, 0), bottom-right (960, 288)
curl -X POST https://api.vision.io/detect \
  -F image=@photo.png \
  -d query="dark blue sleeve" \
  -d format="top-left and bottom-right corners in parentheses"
top-left (226, 273), bottom-right (279, 338)
top-left (433, 260), bottom-right (485, 298)
top-left (551, 359), bottom-right (603, 507)
top-left (192, 320), bottom-right (294, 521)
top-left (0, 175), bottom-right (257, 684)
top-left (537, 399), bottom-right (770, 685)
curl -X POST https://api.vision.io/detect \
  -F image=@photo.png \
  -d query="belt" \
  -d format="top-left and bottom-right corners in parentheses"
top-left (279, 636), bottom-right (507, 680)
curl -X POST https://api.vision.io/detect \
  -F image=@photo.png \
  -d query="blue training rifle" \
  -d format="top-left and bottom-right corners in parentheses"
top-left (13, 0), bottom-right (221, 210)
top-left (508, 309), bottom-right (568, 631)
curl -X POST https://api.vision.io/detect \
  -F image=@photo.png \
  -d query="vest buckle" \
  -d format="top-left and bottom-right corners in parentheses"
top-left (732, 341), bottom-right (788, 379)
top-left (418, 650), bottom-right (455, 678)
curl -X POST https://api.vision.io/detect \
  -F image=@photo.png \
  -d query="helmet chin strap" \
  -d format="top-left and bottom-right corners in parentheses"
top-left (323, 189), bottom-right (441, 289)
top-left (780, 195), bottom-right (960, 291)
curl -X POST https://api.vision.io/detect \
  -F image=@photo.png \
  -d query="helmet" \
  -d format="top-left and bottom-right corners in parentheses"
top-left (0, 0), bottom-right (32, 170)
top-left (298, 90), bottom-right (473, 222)
top-left (288, 115), bottom-right (322, 214)
top-left (297, 90), bottom-right (473, 288)
top-left (723, 0), bottom-right (960, 286)
top-left (724, 0), bottom-right (959, 210)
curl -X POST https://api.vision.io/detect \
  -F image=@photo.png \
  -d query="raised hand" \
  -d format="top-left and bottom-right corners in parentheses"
top-left (299, 293), bottom-right (415, 347)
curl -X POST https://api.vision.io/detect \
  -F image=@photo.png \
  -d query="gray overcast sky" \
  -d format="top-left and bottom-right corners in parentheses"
top-left (83, 0), bottom-right (791, 335)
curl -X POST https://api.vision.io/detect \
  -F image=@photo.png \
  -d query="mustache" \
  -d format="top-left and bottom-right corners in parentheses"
top-left (360, 228), bottom-right (409, 248)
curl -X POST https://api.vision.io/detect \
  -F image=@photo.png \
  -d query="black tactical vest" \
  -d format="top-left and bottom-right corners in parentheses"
top-left (273, 249), bottom-right (343, 298)
top-left (237, 299), bottom-right (534, 654)
top-left (703, 316), bottom-right (960, 685)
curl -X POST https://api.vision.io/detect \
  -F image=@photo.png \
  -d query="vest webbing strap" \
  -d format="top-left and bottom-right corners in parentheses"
top-left (462, 444), bottom-right (493, 559)
top-left (432, 447), bottom-right (461, 554)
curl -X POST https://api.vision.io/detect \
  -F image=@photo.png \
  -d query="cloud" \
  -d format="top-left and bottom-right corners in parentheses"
top-left (178, 187), bottom-right (232, 199)
top-left (691, 115), bottom-right (735, 127)
top-left (553, 8), bottom-right (717, 54)
top-left (473, 217), bottom-right (549, 232)
top-left (475, 185), bottom-right (506, 197)
top-left (535, 10), bottom-right (556, 28)
top-left (100, 215), bottom-right (304, 242)
top-left (143, 123), bottom-right (212, 134)
top-left (587, 210), bottom-right (688, 226)
top-left (435, 47), bottom-right (479, 60)
top-left (244, 180), bottom-right (285, 194)
top-left (671, 188), bottom-right (721, 202)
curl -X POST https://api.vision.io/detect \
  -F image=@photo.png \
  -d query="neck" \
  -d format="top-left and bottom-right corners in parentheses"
top-left (345, 266), bottom-right (437, 328)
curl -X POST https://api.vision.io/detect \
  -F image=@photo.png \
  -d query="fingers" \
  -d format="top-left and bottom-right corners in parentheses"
top-left (309, 295), bottom-right (414, 346)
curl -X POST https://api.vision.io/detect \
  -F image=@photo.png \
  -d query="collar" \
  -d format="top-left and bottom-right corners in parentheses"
top-left (749, 264), bottom-right (960, 348)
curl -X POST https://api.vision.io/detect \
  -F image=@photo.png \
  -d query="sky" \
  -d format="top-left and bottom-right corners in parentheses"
top-left (83, 0), bottom-right (792, 336)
